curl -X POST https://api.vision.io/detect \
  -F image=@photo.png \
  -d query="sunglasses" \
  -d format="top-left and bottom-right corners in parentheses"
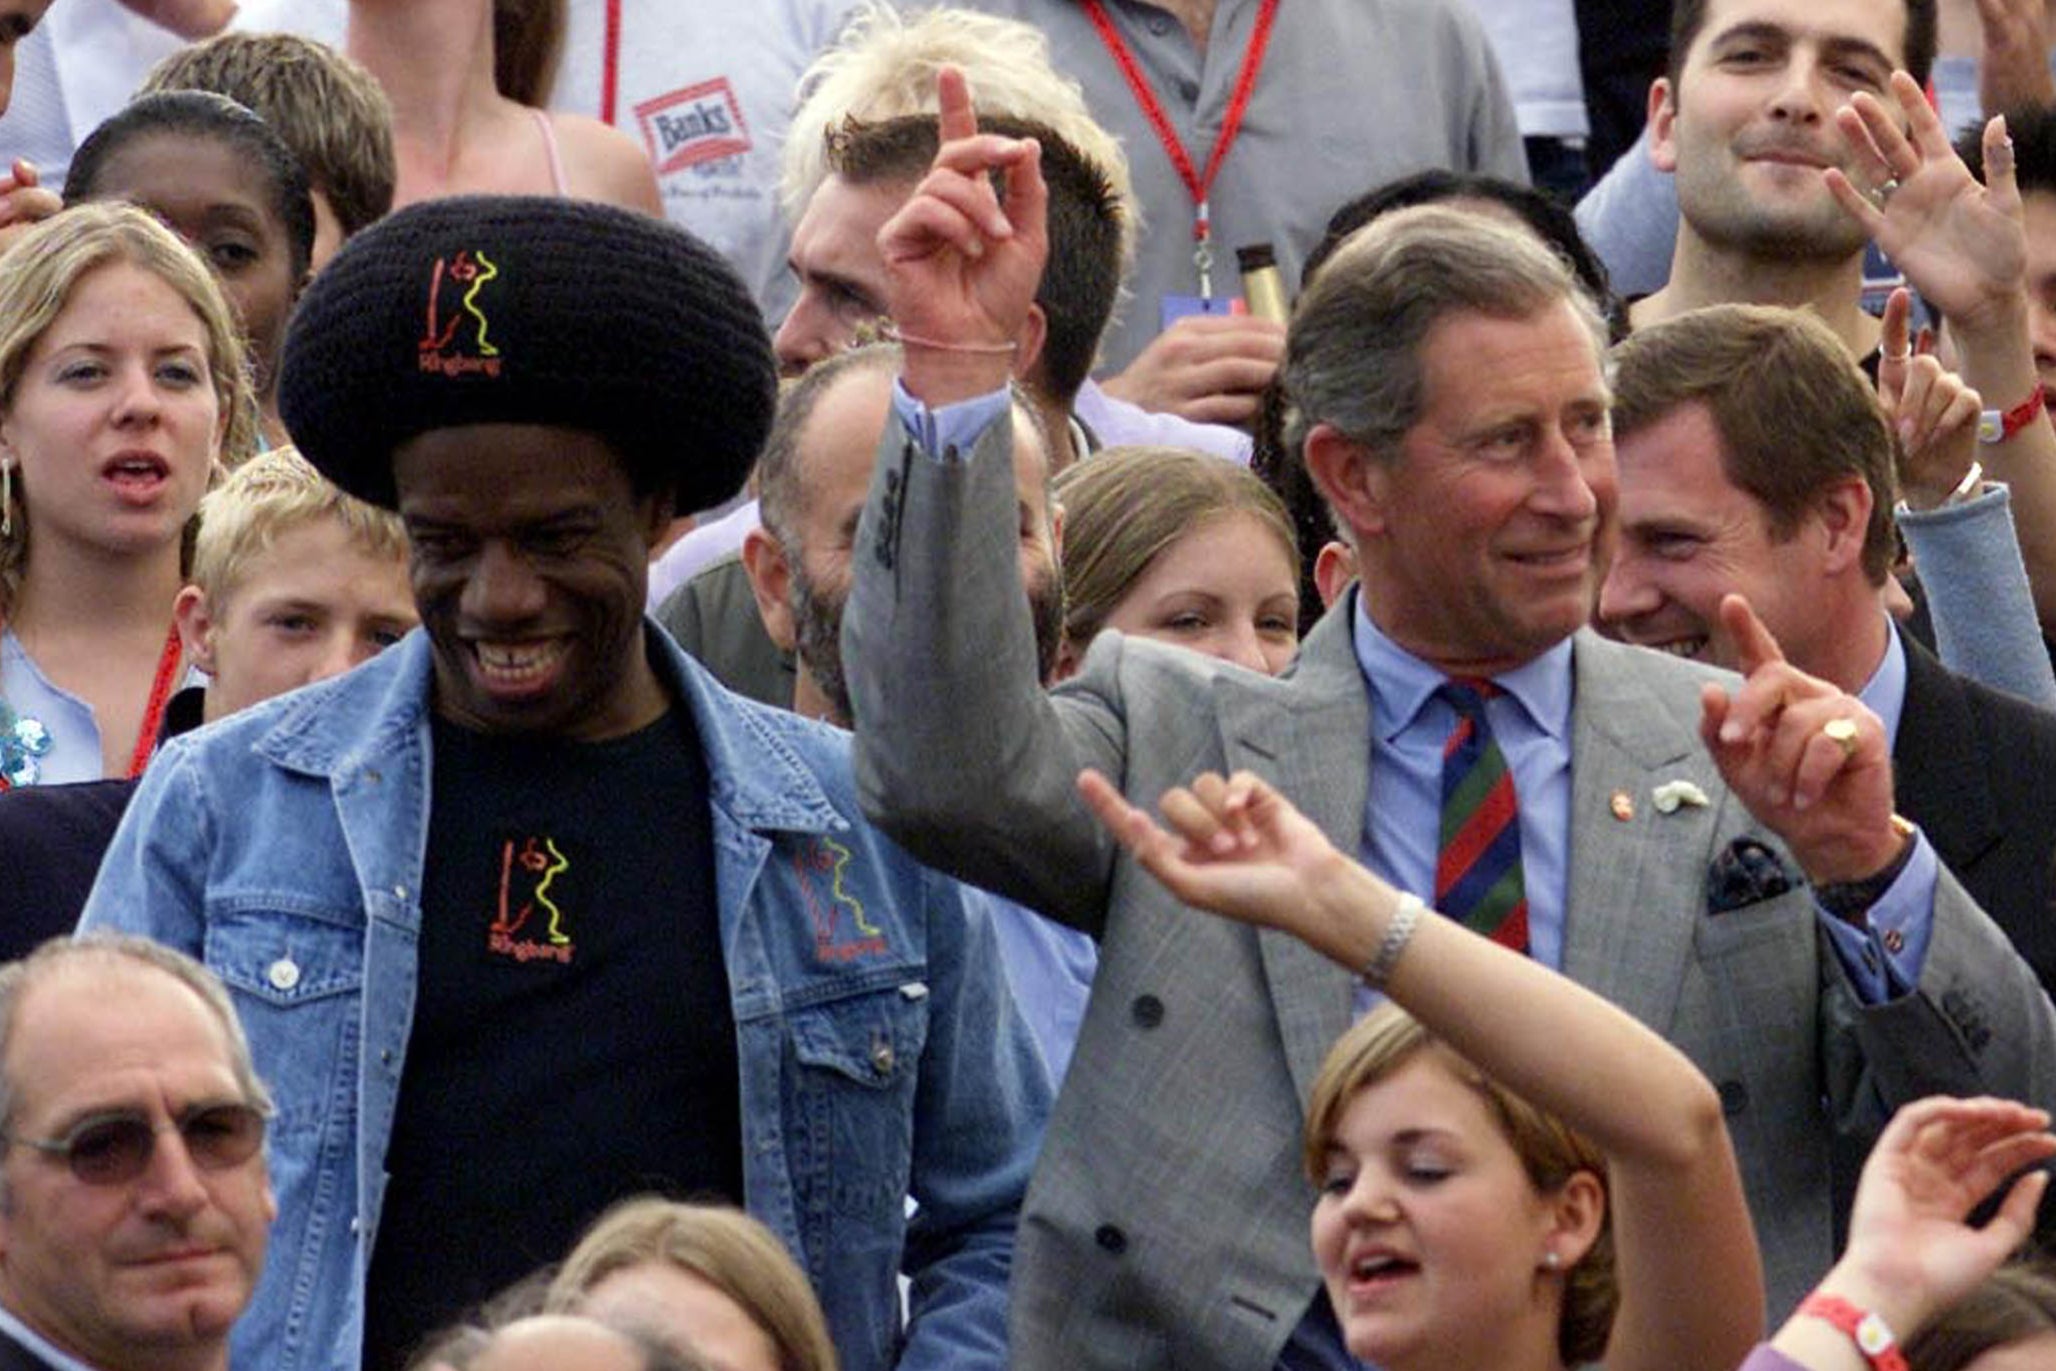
top-left (6, 1103), bottom-right (268, 1185)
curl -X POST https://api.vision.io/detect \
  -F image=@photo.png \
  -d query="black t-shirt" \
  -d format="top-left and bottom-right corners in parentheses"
top-left (361, 707), bottom-right (740, 1371)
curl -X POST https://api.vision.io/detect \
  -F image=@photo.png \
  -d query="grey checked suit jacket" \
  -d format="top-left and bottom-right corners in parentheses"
top-left (844, 412), bottom-right (2056, 1371)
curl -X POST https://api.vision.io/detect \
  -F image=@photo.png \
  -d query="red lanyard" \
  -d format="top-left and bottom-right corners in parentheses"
top-left (0, 621), bottom-right (180, 791)
top-left (1081, 0), bottom-right (1282, 299)
top-left (601, 0), bottom-right (624, 126)
top-left (125, 622), bottom-right (183, 779)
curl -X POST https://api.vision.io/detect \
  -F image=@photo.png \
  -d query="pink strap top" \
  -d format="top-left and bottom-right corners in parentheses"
top-left (531, 107), bottom-right (570, 196)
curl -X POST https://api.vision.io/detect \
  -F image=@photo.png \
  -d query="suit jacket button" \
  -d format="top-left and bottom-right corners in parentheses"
top-left (1132, 994), bottom-right (1164, 1028)
top-left (1095, 1224), bottom-right (1127, 1254)
top-left (1718, 1080), bottom-right (1748, 1116)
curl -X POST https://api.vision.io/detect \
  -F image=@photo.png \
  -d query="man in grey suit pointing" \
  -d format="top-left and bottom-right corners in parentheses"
top-left (843, 70), bottom-right (2056, 1371)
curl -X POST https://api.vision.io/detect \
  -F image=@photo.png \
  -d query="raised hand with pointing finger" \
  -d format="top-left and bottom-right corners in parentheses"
top-left (1700, 593), bottom-right (1907, 887)
top-left (877, 66), bottom-right (1047, 407)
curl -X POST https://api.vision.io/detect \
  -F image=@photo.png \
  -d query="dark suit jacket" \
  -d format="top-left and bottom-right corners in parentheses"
top-left (0, 1323), bottom-right (68, 1370)
top-left (1896, 635), bottom-right (2056, 998)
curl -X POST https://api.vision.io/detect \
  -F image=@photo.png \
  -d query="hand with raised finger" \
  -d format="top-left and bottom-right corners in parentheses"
top-left (1884, 316), bottom-right (1986, 510)
top-left (1876, 285), bottom-right (1915, 406)
top-left (1828, 75), bottom-right (2026, 333)
top-left (878, 65), bottom-right (1048, 405)
top-left (1818, 1096), bottom-right (2055, 1339)
top-left (1075, 768), bottom-right (1352, 937)
top-left (1699, 595), bottom-right (1902, 884)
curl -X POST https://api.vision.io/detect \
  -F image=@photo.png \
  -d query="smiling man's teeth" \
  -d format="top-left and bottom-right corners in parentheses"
top-left (475, 641), bottom-right (566, 680)
top-left (1654, 638), bottom-right (1707, 659)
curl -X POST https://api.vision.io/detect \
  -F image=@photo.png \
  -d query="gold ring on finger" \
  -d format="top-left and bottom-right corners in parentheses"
top-left (1822, 716), bottom-right (1860, 758)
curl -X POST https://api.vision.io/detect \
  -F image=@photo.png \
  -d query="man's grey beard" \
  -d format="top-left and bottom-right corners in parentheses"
top-left (792, 553), bottom-right (1064, 728)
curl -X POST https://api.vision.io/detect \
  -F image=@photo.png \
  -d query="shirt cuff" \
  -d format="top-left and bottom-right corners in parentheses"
top-left (891, 379), bottom-right (1010, 460)
top-left (1815, 831), bottom-right (1937, 1000)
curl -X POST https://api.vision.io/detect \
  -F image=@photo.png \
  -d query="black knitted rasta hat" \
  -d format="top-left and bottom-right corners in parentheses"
top-left (278, 194), bottom-right (776, 511)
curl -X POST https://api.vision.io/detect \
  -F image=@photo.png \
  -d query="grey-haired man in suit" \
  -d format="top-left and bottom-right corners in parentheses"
top-left (842, 71), bottom-right (2056, 1371)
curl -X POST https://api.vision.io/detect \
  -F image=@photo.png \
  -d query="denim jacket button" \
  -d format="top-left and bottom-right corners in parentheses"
top-left (267, 959), bottom-right (301, 992)
top-left (870, 1042), bottom-right (895, 1075)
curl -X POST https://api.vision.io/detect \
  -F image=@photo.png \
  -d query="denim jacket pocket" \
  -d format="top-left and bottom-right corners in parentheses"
top-left (204, 907), bottom-right (365, 1143)
top-left (787, 982), bottom-right (931, 1220)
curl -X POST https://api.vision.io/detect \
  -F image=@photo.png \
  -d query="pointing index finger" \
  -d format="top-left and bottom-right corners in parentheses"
top-left (1878, 286), bottom-right (1911, 403)
top-left (1721, 593), bottom-right (1787, 677)
top-left (937, 64), bottom-right (979, 145)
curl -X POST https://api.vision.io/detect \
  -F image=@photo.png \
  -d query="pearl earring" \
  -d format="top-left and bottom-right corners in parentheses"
top-left (1542, 1250), bottom-right (1562, 1271)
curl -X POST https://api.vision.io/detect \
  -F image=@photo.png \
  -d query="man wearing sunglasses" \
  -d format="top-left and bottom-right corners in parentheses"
top-left (0, 934), bottom-right (274, 1371)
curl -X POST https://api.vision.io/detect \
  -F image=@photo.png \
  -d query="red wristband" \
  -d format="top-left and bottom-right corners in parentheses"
top-left (1978, 386), bottom-right (2047, 445)
top-left (1797, 1292), bottom-right (1910, 1371)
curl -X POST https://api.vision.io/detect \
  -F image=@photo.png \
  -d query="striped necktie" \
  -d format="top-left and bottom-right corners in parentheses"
top-left (1435, 679), bottom-right (1529, 954)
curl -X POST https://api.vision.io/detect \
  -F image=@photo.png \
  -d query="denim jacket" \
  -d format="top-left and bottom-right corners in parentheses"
top-left (80, 627), bottom-right (1049, 1371)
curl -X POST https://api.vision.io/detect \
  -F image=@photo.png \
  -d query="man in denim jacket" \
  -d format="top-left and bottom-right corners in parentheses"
top-left (78, 196), bottom-right (1049, 1371)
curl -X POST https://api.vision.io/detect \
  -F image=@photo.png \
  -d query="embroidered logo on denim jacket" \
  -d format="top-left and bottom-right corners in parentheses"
top-left (795, 837), bottom-right (888, 962)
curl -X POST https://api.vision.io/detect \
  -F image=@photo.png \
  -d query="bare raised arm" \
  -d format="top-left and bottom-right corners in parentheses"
top-left (1768, 1096), bottom-right (2054, 1368)
top-left (1076, 768), bottom-right (1765, 1371)
top-left (1828, 74), bottom-right (2056, 631)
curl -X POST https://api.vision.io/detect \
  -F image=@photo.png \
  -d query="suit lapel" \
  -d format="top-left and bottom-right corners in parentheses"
top-left (1562, 633), bottom-right (1735, 1032)
top-left (1894, 638), bottom-right (2002, 875)
top-left (1219, 604), bottom-right (1364, 1105)
top-left (0, 1325), bottom-right (61, 1371)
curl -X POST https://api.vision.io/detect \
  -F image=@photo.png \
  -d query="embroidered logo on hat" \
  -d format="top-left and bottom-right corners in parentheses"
top-left (419, 249), bottom-right (503, 379)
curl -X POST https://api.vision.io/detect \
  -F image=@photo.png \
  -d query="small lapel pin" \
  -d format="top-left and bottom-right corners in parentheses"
top-left (1653, 779), bottom-right (1710, 813)
top-left (1609, 790), bottom-right (1634, 822)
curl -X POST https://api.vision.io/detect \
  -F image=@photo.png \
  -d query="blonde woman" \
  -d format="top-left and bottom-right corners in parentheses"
top-left (0, 201), bottom-right (254, 788)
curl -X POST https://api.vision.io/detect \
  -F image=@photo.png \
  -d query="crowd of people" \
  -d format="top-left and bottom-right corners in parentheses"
top-left (2, 1), bottom-right (2056, 1370)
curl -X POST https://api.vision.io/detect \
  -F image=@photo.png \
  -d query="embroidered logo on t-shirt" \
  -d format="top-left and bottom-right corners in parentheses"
top-left (419, 249), bottom-right (503, 379)
top-left (795, 836), bottom-right (887, 963)
top-left (489, 835), bottom-right (575, 965)
top-left (635, 78), bottom-right (751, 176)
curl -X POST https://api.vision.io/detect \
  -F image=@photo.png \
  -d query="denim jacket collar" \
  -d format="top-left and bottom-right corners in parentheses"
top-left (248, 623), bottom-right (848, 837)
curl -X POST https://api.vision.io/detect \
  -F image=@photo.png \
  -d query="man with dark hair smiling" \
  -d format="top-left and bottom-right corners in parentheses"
top-left (81, 195), bottom-right (1046, 1371)
top-left (1602, 302), bottom-right (2056, 999)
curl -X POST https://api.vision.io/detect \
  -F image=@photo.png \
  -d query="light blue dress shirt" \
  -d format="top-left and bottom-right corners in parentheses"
top-left (1350, 602), bottom-right (1575, 973)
